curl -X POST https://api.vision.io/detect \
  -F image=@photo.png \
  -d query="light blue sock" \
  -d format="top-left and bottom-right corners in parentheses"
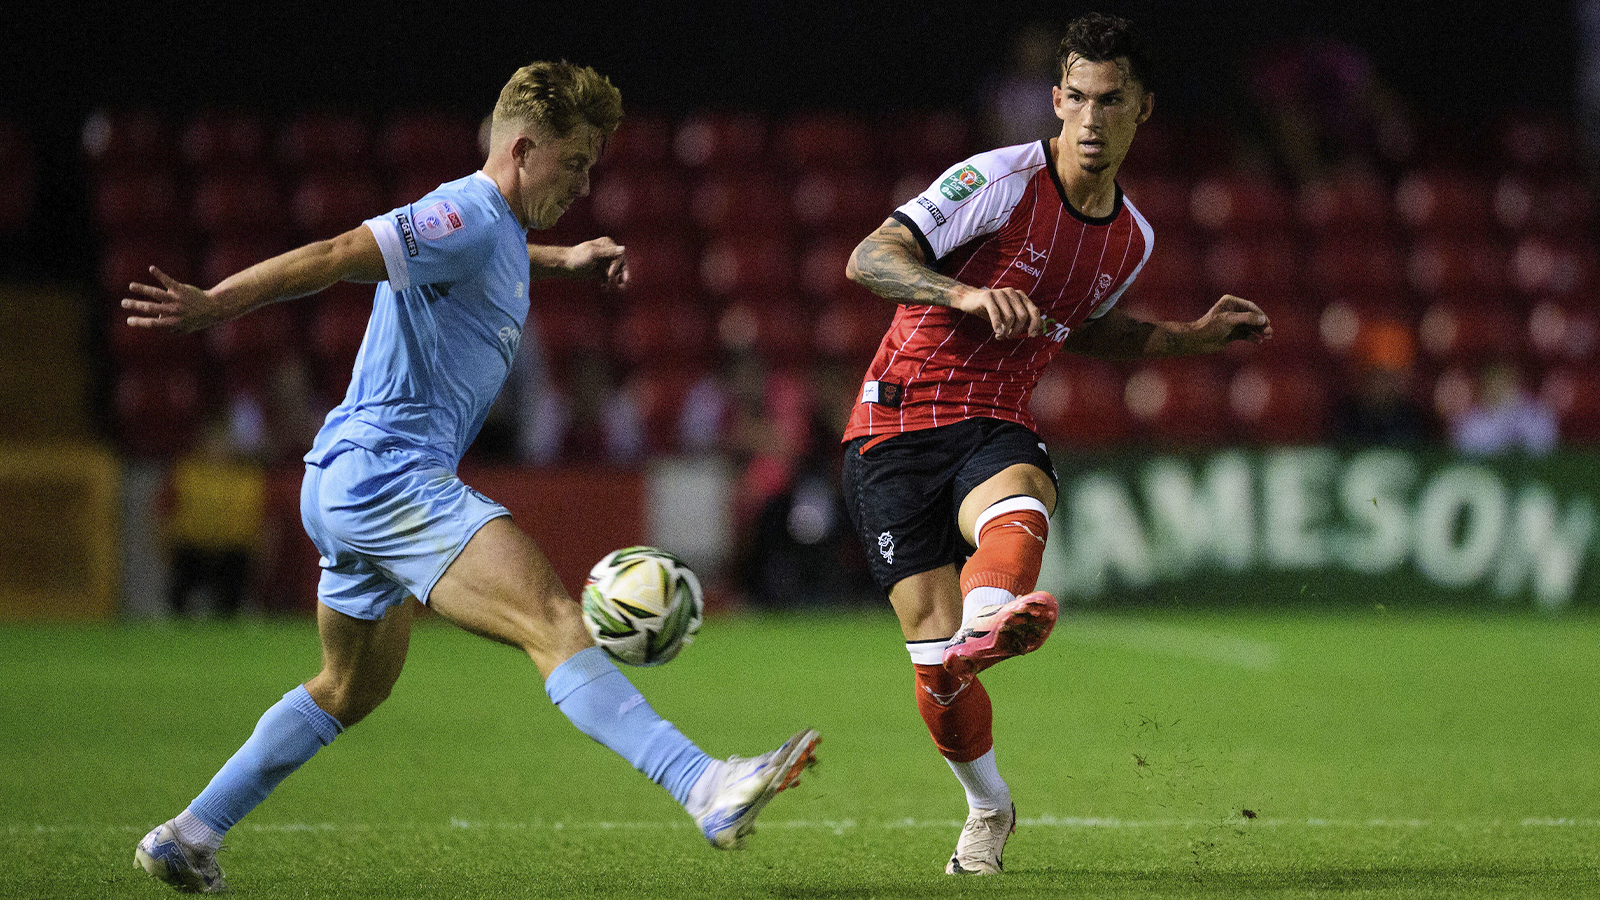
top-left (187, 685), bottom-right (343, 835)
top-left (545, 647), bottom-right (713, 806)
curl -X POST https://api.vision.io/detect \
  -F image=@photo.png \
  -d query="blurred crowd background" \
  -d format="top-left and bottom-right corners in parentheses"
top-left (1, 0), bottom-right (1597, 617)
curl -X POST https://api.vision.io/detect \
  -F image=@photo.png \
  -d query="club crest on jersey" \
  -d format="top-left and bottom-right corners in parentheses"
top-left (1092, 272), bottom-right (1115, 300)
top-left (418, 201), bottom-right (464, 240)
top-left (939, 165), bottom-right (987, 201)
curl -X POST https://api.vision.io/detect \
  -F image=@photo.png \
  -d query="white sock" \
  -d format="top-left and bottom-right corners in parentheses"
top-left (962, 586), bottom-right (1014, 627)
top-left (684, 759), bottom-right (725, 815)
top-left (946, 747), bottom-right (1011, 811)
top-left (174, 808), bottom-right (223, 850)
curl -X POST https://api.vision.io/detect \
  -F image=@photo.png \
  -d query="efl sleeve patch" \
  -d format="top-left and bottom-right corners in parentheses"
top-left (417, 200), bottom-right (465, 240)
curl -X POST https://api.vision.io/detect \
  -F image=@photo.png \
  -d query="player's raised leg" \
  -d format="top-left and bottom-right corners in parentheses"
top-left (944, 466), bottom-right (1060, 683)
top-left (136, 600), bottom-right (414, 893)
top-left (428, 516), bottom-right (818, 849)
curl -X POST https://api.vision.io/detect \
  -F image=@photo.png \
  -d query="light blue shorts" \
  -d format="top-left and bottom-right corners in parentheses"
top-left (300, 445), bottom-right (509, 620)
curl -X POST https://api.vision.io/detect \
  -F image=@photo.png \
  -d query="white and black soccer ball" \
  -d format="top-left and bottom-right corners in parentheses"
top-left (580, 546), bottom-right (704, 667)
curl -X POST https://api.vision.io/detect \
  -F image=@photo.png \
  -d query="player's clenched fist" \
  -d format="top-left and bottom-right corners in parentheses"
top-left (953, 286), bottom-right (1044, 340)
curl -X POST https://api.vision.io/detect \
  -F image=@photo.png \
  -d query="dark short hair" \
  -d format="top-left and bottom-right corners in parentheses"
top-left (1056, 13), bottom-right (1156, 93)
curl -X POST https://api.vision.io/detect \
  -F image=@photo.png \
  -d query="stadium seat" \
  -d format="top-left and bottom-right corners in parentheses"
top-left (790, 169), bottom-right (893, 236)
top-left (1189, 174), bottom-right (1294, 235)
top-left (773, 111), bottom-right (877, 172)
top-left (277, 111), bottom-right (373, 173)
top-left (205, 301), bottom-right (302, 383)
top-left (673, 111), bottom-right (768, 170)
top-left (98, 236), bottom-right (193, 301)
top-left (699, 235), bottom-right (798, 298)
top-left (1509, 235), bottom-right (1599, 299)
top-left (1417, 300), bottom-right (1525, 365)
top-left (180, 111), bottom-right (272, 173)
top-left (92, 169), bottom-right (186, 239)
top-left (882, 109), bottom-right (972, 175)
top-left (589, 166), bottom-right (693, 234)
top-left (1228, 360), bottom-right (1332, 444)
top-left (1405, 236), bottom-right (1508, 298)
top-left (618, 235), bottom-right (699, 292)
top-left (290, 172), bottom-right (384, 238)
top-left (191, 173), bottom-right (286, 238)
top-left (198, 237), bottom-right (289, 289)
top-left (797, 235), bottom-right (857, 301)
top-left (1493, 174), bottom-right (1596, 235)
top-left (1030, 358), bottom-right (1134, 448)
top-left (1129, 232), bottom-right (1201, 301)
top-left (1527, 298), bottom-right (1600, 363)
top-left (1394, 169), bottom-right (1496, 235)
top-left (1121, 175), bottom-right (1197, 238)
top-left (717, 298), bottom-right (815, 364)
top-left (1202, 236), bottom-right (1303, 303)
top-left (691, 170), bottom-right (794, 236)
top-left (1539, 365), bottom-right (1600, 444)
top-left (1308, 233), bottom-right (1407, 300)
top-left (612, 293), bottom-right (715, 373)
top-left (308, 284), bottom-right (373, 393)
top-left (620, 367), bottom-right (703, 456)
top-left (113, 363), bottom-right (208, 457)
top-left (1123, 358), bottom-right (1231, 445)
top-left (1297, 168), bottom-right (1394, 236)
top-left (812, 293), bottom-right (892, 366)
top-left (378, 110), bottom-right (483, 186)
top-left (1493, 108), bottom-right (1582, 175)
top-left (597, 112), bottom-right (676, 172)
top-left (81, 109), bottom-right (177, 173)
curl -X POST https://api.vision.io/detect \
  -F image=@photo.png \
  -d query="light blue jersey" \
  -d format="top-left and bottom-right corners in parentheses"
top-left (307, 172), bottom-right (530, 468)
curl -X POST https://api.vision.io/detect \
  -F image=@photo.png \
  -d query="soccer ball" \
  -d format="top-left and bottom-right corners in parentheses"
top-left (581, 546), bottom-right (704, 667)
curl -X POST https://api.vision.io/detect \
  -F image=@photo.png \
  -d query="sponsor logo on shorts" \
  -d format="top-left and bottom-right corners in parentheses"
top-left (418, 201), bottom-right (464, 240)
top-left (878, 531), bottom-right (895, 564)
top-left (916, 195), bottom-right (948, 227)
top-left (938, 165), bottom-right (987, 201)
top-left (397, 213), bottom-right (419, 258)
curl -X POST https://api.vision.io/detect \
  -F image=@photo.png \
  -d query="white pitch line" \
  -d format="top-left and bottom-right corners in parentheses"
top-left (12, 817), bottom-right (1600, 836)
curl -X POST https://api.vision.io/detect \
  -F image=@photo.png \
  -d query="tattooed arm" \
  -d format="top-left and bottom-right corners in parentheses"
top-left (1063, 296), bottom-right (1272, 359)
top-left (845, 217), bottom-right (1043, 340)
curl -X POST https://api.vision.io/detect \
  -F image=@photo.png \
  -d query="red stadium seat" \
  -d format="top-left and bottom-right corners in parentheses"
top-left (81, 109), bottom-right (177, 173)
top-left (1405, 237), bottom-right (1508, 298)
top-left (1124, 359), bottom-right (1232, 445)
top-left (774, 111), bottom-right (878, 172)
top-left (790, 169), bottom-right (894, 236)
top-left (1394, 169), bottom-right (1496, 235)
top-left (1493, 174), bottom-right (1596, 235)
top-left (882, 109), bottom-right (972, 175)
top-left (92, 169), bottom-right (186, 238)
top-left (378, 111), bottom-right (483, 185)
top-left (620, 367), bottom-right (704, 456)
top-left (1509, 235), bottom-right (1600, 299)
top-left (700, 236), bottom-right (798, 299)
top-left (597, 112), bottom-right (676, 172)
top-left (1030, 358), bottom-right (1134, 448)
top-left (1527, 298), bottom-right (1600, 363)
top-left (191, 173), bottom-right (286, 238)
top-left (206, 301), bottom-right (302, 381)
top-left (1228, 361), bottom-right (1332, 444)
top-left (1202, 237), bottom-right (1303, 303)
top-left (291, 172), bottom-right (384, 237)
top-left (813, 293), bottom-right (892, 366)
top-left (309, 284), bottom-right (373, 393)
top-left (618, 236), bottom-right (699, 292)
top-left (1297, 168), bottom-right (1395, 237)
top-left (716, 298), bottom-right (815, 363)
top-left (1540, 365), bottom-right (1600, 444)
top-left (1307, 233), bottom-right (1407, 301)
top-left (277, 111), bottom-right (373, 173)
top-left (673, 112), bottom-right (769, 170)
top-left (181, 111), bottom-right (272, 173)
top-left (691, 170), bottom-right (794, 236)
top-left (198, 238), bottom-right (289, 288)
top-left (98, 236), bottom-right (193, 300)
top-left (612, 294), bottom-right (715, 373)
top-left (1417, 300), bottom-right (1525, 365)
top-left (589, 166), bottom-right (693, 235)
top-left (797, 235), bottom-right (857, 302)
top-left (1494, 108), bottom-right (1582, 175)
top-left (1129, 232), bottom-right (1201, 302)
top-left (1122, 175), bottom-right (1197, 237)
top-left (113, 363), bottom-right (208, 457)
top-left (1189, 175), bottom-right (1294, 235)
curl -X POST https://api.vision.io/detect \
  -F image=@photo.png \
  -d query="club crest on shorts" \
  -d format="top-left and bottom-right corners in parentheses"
top-left (878, 530), bottom-right (895, 564)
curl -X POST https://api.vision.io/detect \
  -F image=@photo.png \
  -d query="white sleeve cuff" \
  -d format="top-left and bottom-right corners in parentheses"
top-left (364, 218), bottom-right (411, 292)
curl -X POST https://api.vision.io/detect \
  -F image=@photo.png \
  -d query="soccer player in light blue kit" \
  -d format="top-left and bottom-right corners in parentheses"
top-left (123, 61), bottom-right (819, 894)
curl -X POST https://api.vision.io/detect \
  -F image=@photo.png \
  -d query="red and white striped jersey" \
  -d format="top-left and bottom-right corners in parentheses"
top-left (843, 139), bottom-right (1153, 441)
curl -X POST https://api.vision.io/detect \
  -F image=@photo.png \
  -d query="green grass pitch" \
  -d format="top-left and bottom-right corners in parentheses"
top-left (4, 606), bottom-right (1598, 898)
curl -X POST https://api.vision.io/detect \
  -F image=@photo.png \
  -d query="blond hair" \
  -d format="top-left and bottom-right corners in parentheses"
top-left (491, 61), bottom-right (623, 144)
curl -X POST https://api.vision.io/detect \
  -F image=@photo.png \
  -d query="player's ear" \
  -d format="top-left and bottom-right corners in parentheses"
top-left (1136, 89), bottom-right (1154, 125)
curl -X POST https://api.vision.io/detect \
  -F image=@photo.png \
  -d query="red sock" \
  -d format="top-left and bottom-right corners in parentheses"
top-left (913, 663), bottom-right (993, 763)
top-left (959, 497), bottom-right (1049, 598)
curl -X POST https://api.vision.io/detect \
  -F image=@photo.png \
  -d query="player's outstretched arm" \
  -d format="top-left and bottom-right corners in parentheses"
top-left (122, 226), bottom-right (388, 333)
top-left (528, 237), bottom-right (628, 289)
top-left (1063, 295), bottom-right (1271, 359)
top-left (846, 218), bottom-right (1042, 339)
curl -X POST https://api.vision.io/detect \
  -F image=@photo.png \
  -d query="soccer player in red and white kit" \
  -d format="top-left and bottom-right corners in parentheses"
top-left (841, 13), bottom-right (1271, 875)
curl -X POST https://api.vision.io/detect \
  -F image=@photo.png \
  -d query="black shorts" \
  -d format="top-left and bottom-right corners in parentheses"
top-left (841, 418), bottom-right (1058, 594)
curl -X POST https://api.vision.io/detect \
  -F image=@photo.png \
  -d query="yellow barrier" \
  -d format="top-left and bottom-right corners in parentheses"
top-left (0, 444), bottom-right (120, 620)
